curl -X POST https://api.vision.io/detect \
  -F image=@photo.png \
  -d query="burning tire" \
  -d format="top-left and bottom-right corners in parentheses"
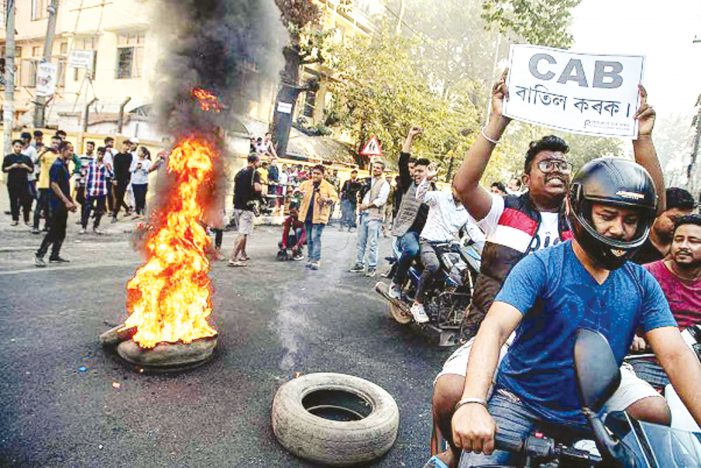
top-left (272, 373), bottom-right (399, 466)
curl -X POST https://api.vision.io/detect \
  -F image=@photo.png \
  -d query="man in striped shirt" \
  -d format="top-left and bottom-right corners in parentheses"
top-left (80, 147), bottom-right (113, 235)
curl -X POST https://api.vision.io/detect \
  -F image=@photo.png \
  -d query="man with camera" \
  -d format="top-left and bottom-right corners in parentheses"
top-left (228, 153), bottom-right (262, 267)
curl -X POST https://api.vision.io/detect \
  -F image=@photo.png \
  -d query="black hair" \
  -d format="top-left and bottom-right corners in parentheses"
top-left (524, 135), bottom-right (569, 173)
top-left (261, 162), bottom-right (269, 167)
top-left (51, 134), bottom-right (62, 141)
top-left (104, 136), bottom-right (114, 143)
top-left (351, 169), bottom-right (358, 174)
top-left (666, 187), bottom-right (695, 211)
top-left (97, 146), bottom-right (106, 154)
top-left (414, 158), bottom-right (430, 167)
top-left (491, 182), bottom-right (507, 192)
top-left (511, 177), bottom-right (523, 187)
top-left (56, 130), bottom-right (67, 137)
top-left (312, 164), bottom-right (325, 174)
top-left (140, 146), bottom-right (151, 159)
top-left (673, 213), bottom-right (701, 235)
top-left (247, 154), bottom-right (259, 164)
top-left (86, 141), bottom-right (95, 147)
top-left (12, 139), bottom-right (24, 146)
top-left (33, 130), bottom-right (43, 137)
top-left (58, 141), bottom-right (73, 153)
top-left (20, 132), bottom-right (31, 140)
top-left (408, 157), bottom-right (417, 165)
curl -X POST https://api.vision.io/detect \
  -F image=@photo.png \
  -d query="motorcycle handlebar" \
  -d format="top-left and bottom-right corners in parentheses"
top-left (493, 432), bottom-right (524, 454)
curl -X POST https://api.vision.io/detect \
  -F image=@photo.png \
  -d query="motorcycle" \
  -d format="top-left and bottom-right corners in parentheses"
top-left (374, 230), bottom-right (483, 347)
top-left (468, 328), bottom-right (701, 467)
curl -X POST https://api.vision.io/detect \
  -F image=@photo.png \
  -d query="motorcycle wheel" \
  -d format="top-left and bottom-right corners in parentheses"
top-left (389, 302), bottom-right (412, 325)
top-left (272, 372), bottom-right (399, 466)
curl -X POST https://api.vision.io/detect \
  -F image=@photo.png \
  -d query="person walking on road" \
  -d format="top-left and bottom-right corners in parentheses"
top-left (228, 154), bottom-right (262, 267)
top-left (349, 161), bottom-right (390, 277)
top-left (35, 142), bottom-right (78, 267)
top-left (340, 170), bottom-right (362, 231)
top-left (295, 165), bottom-right (338, 270)
top-left (3, 140), bottom-right (34, 226)
top-left (80, 147), bottom-right (112, 235)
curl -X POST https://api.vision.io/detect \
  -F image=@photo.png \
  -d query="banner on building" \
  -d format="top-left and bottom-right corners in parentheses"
top-left (68, 50), bottom-right (94, 70)
top-left (35, 62), bottom-right (58, 97)
top-left (503, 45), bottom-right (645, 138)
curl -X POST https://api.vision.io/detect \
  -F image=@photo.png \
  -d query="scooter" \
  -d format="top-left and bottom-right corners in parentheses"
top-left (375, 231), bottom-right (483, 347)
top-left (475, 329), bottom-right (701, 467)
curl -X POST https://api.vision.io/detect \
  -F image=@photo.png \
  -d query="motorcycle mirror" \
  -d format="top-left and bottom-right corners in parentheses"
top-left (574, 328), bottom-right (621, 412)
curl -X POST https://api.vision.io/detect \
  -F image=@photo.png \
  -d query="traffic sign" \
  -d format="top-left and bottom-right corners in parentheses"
top-left (359, 135), bottom-right (382, 157)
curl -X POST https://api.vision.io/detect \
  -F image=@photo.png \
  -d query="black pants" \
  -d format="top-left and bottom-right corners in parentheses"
top-left (212, 228), bottom-right (223, 249)
top-left (132, 183), bottom-right (148, 215)
top-left (33, 188), bottom-right (52, 230)
top-left (37, 205), bottom-right (68, 259)
top-left (81, 195), bottom-right (106, 229)
top-left (106, 180), bottom-right (115, 213)
top-left (113, 181), bottom-right (130, 217)
top-left (7, 183), bottom-right (31, 223)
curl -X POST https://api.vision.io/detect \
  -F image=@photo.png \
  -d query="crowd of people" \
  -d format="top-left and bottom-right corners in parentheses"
top-left (2, 129), bottom-right (163, 266)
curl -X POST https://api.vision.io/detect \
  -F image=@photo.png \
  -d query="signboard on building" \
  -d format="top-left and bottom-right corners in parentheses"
top-left (68, 50), bottom-right (95, 70)
top-left (35, 62), bottom-right (58, 97)
top-left (503, 45), bottom-right (645, 138)
top-left (359, 135), bottom-right (382, 157)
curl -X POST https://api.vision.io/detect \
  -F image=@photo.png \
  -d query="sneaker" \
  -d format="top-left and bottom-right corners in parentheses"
top-left (365, 268), bottom-right (376, 278)
top-left (34, 256), bottom-right (46, 268)
top-left (349, 263), bottom-right (364, 273)
top-left (227, 260), bottom-right (247, 267)
top-left (31, 228), bottom-right (40, 235)
top-left (10, 221), bottom-right (18, 226)
top-left (49, 256), bottom-right (70, 263)
top-left (78, 228), bottom-right (87, 235)
top-left (310, 261), bottom-right (320, 270)
top-left (92, 228), bottom-right (104, 235)
top-left (24, 222), bottom-right (31, 228)
top-left (410, 303), bottom-right (429, 324)
top-left (388, 283), bottom-right (402, 300)
top-left (305, 260), bottom-right (313, 268)
top-left (111, 217), bottom-right (118, 224)
top-left (292, 252), bottom-right (304, 261)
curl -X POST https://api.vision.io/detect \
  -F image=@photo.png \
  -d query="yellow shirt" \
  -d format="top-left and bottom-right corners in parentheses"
top-left (37, 151), bottom-right (59, 189)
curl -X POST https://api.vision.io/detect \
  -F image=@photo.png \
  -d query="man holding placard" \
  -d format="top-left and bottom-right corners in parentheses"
top-left (427, 58), bottom-right (666, 467)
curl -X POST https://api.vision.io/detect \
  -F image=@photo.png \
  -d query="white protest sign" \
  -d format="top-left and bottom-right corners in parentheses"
top-left (35, 62), bottom-right (58, 97)
top-left (503, 45), bottom-right (645, 138)
top-left (68, 50), bottom-right (94, 70)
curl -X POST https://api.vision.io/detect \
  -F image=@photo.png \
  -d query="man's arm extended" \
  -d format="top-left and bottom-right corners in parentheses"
top-left (647, 327), bottom-right (701, 425)
top-left (452, 303), bottom-right (523, 455)
top-left (453, 69), bottom-right (511, 221)
top-left (632, 85), bottom-right (666, 214)
top-left (398, 127), bottom-right (422, 191)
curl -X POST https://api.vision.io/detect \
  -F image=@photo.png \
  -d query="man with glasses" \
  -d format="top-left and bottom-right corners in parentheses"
top-left (427, 70), bottom-right (666, 468)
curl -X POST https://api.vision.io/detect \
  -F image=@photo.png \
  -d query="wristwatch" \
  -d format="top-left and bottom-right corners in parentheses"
top-left (454, 397), bottom-right (488, 412)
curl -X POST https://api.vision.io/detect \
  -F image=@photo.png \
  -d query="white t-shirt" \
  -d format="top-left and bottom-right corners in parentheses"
top-left (476, 193), bottom-right (563, 254)
top-left (130, 158), bottom-right (152, 185)
top-left (22, 145), bottom-right (38, 181)
top-left (103, 148), bottom-right (114, 172)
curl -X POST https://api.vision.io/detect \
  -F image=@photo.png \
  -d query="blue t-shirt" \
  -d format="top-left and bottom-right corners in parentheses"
top-left (495, 241), bottom-right (675, 426)
top-left (49, 158), bottom-right (71, 209)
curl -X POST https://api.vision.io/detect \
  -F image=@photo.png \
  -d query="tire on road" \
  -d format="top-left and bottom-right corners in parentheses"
top-left (272, 372), bottom-right (399, 466)
top-left (388, 302), bottom-right (412, 325)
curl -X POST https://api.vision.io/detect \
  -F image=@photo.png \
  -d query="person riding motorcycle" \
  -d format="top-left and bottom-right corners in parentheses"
top-left (449, 158), bottom-right (701, 468)
top-left (430, 70), bottom-right (668, 468)
top-left (628, 213), bottom-right (701, 389)
top-left (409, 166), bottom-right (479, 324)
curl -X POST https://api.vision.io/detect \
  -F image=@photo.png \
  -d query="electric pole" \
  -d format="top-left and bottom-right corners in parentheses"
top-left (3, 0), bottom-right (16, 159)
top-left (33, 0), bottom-right (60, 128)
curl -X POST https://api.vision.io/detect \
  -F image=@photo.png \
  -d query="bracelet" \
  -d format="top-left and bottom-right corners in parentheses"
top-left (480, 127), bottom-right (499, 145)
top-left (454, 397), bottom-right (488, 412)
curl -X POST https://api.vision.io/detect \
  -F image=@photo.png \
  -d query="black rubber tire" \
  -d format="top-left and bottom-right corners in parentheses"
top-left (272, 372), bottom-right (399, 466)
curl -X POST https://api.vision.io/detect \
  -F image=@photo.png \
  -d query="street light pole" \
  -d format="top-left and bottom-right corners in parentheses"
top-left (33, 0), bottom-right (60, 128)
top-left (3, 0), bottom-right (16, 160)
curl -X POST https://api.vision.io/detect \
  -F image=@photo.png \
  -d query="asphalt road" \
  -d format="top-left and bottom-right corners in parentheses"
top-left (0, 217), bottom-right (450, 467)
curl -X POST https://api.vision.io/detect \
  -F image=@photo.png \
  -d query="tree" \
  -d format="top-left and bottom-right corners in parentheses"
top-left (327, 26), bottom-right (480, 170)
top-left (272, 0), bottom-right (334, 157)
top-left (481, 0), bottom-right (582, 48)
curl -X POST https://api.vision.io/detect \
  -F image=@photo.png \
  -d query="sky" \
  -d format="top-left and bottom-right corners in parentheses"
top-left (570, 0), bottom-right (701, 119)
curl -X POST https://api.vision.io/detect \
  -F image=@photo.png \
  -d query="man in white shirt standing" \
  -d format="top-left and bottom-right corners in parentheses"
top-left (21, 132), bottom-right (39, 206)
top-left (349, 161), bottom-right (390, 277)
top-left (410, 165), bottom-right (471, 323)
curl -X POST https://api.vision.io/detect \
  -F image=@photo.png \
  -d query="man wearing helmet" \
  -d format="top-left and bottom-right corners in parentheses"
top-left (451, 158), bottom-right (701, 467)
top-left (429, 70), bottom-right (668, 468)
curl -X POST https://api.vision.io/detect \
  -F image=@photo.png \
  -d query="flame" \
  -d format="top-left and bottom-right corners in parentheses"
top-left (192, 87), bottom-right (223, 113)
top-left (124, 136), bottom-right (218, 348)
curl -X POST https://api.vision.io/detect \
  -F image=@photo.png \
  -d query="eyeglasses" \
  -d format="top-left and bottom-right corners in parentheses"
top-left (537, 159), bottom-right (573, 174)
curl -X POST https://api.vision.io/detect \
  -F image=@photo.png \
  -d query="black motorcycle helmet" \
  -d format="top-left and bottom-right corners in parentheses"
top-left (567, 157), bottom-right (657, 270)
